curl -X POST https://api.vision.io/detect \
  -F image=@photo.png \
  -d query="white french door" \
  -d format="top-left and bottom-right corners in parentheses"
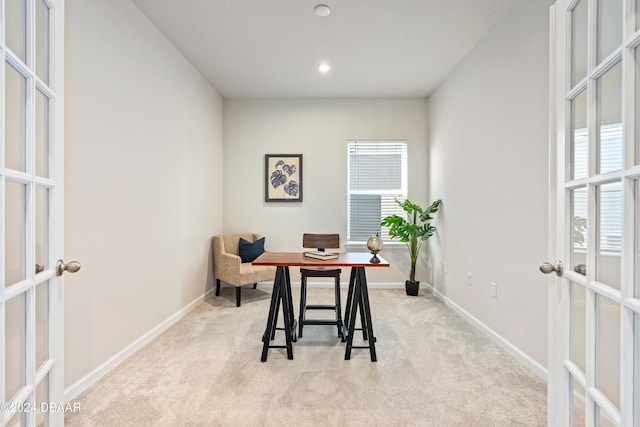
top-left (548, 0), bottom-right (640, 425)
top-left (1, 0), bottom-right (66, 426)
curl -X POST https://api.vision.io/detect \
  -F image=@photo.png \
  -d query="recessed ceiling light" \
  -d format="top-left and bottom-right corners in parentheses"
top-left (314, 4), bottom-right (331, 17)
top-left (318, 63), bottom-right (331, 73)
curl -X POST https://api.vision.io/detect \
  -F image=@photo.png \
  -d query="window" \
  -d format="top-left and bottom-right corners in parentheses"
top-left (347, 140), bottom-right (407, 242)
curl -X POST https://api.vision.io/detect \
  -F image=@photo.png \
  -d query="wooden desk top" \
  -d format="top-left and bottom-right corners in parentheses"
top-left (252, 252), bottom-right (389, 268)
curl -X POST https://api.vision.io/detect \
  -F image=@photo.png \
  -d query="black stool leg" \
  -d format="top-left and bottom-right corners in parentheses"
top-left (236, 287), bottom-right (241, 307)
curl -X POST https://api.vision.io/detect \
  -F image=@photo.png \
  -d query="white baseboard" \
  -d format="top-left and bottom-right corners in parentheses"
top-left (64, 289), bottom-right (214, 403)
top-left (427, 284), bottom-right (548, 381)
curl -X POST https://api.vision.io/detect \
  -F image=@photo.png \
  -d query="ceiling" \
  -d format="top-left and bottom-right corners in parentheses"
top-left (131, 0), bottom-right (518, 99)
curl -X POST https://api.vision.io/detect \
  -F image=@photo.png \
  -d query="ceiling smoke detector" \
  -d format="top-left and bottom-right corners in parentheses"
top-left (314, 4), bottom-right (331, 17)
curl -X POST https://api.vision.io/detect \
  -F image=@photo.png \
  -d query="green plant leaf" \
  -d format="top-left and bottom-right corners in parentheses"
top-left (380, 198), bottom-right (442, 282)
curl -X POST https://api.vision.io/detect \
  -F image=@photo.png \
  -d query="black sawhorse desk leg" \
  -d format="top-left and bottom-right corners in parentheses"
top-left (344, 267), bottom-right (377, 362)
top-left (261, 266), bottom-right (297, 362)
top-left (343, 268), bottom-right (368, 341)
top-left (269, 267), bottom-right (297, 341)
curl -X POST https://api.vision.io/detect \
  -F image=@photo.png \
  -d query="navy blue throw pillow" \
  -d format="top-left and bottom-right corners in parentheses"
top-left (239, 237), bottom-right (265, 263)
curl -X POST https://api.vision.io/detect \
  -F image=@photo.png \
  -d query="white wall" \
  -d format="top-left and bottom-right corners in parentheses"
top-left (223, 98), bottom-right (431, 284)
top-left (64, 0), bottom-right (224, 390)
top-left (427, 0), bottom-right (553, 368)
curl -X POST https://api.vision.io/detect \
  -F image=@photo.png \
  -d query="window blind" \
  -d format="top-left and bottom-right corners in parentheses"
top-left (572, 123), bottom-right (623, 252)
top-left (347, 141), bottom-right (407, 242)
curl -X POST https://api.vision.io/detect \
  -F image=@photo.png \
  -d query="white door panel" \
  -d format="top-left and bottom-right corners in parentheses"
top-left (548, 0), bottom-right (640, 425)
top-left (1, 0), bottom-right (66, 426)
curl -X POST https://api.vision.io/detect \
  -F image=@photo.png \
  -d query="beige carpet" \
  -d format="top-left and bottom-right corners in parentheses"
top-left (66, 287), bottom-right (547, 426)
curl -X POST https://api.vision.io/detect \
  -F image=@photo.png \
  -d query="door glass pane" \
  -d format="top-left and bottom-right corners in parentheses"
top-left (36, 375), bottom-right (50, 425)
top-left (6, 62), bottom-right (27, 172)
top-left (597, 62), bottom-right (622, 174)
top-left (36, 281), bottom-right (49, 367)
top-left (572, 187), bottom-right (588, 275)
top-left (572, 0), bottom-right (588, 86)
top-left (6, 294), bottom-right (26, 401)
top-left (597, 406), bottom-right (617, 427)
top-left (634, 313), bottom-right (640, 426)
top-left (36, 0), bottom-right (50, 84)
top-left (597, 181), bottom-right (622, 289)
top-left (6, 413), bottom-right (23, 427)
top-left (572, 91), bottom-right (588, 180)
top-left (572, 377), bottom-right (586, 426)
top-left (6, 0), bottom-right (27, 62)
top-left (597, 0), bottom-right (622, 64)
top-left (596, 294), bottom-right (620, 410)
top-left (572, 282), bottom-right (586, 373)
top-left (6, 181), bottom-right (27, 287)
top-left (637, 48), bottom-right (640, 166)
top-left (35, 186), bottom-right (49, 272)
top-left (36, 89), bottom-right (50, 178)
top-left (636, 180), bottom-right (640, 298)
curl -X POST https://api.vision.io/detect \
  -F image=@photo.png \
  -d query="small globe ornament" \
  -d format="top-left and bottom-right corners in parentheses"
top-left (367, 233), bottom-right (384, 263)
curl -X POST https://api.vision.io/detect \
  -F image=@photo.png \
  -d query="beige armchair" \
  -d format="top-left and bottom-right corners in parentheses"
top-left (212, 233), bottom-right (276, 307)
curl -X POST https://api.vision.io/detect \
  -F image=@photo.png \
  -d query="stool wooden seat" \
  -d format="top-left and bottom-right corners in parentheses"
top-left (299, 233), bottom-right (343, 340)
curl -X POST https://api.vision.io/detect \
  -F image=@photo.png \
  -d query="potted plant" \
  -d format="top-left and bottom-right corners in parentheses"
top-left (380, 198), bottom-right (442, 296)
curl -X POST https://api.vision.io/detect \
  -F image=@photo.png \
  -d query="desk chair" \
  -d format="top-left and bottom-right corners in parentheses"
top-left (299, 233), bottom-right (343, 340)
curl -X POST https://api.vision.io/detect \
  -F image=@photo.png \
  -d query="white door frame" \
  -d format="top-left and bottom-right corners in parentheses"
top-left (52, 0), bottom-right (66, 425)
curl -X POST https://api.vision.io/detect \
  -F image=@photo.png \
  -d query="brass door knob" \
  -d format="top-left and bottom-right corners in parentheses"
top-left (56, 260), bottom-right (81, 276)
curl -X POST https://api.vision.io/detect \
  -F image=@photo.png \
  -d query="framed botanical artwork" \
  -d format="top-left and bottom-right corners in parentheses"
top-left (264, 154), bottom-right (303, 202)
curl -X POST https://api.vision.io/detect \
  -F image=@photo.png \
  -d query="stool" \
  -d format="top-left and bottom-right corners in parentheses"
top-left (299, 233), bottom-right (343, 340)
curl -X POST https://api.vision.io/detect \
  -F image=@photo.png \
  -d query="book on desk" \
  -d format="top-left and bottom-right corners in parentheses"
top-left (304, 251), bottom-right (338, 260)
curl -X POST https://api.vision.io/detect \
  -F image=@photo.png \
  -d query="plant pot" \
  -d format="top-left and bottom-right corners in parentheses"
top-left (405, 280), bottom-right (420, 296)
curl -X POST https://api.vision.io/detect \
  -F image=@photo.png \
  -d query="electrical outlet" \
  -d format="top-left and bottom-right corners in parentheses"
top-left (490, 282), bottom-right (497, 298)
top-left (467, 272), bottom-right (472, 286)
top-left (443, 262), bottom-right (449, 274)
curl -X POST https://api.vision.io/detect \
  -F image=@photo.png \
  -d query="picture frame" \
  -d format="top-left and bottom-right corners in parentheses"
top-left (264, 154), bottom-right (303, 202)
